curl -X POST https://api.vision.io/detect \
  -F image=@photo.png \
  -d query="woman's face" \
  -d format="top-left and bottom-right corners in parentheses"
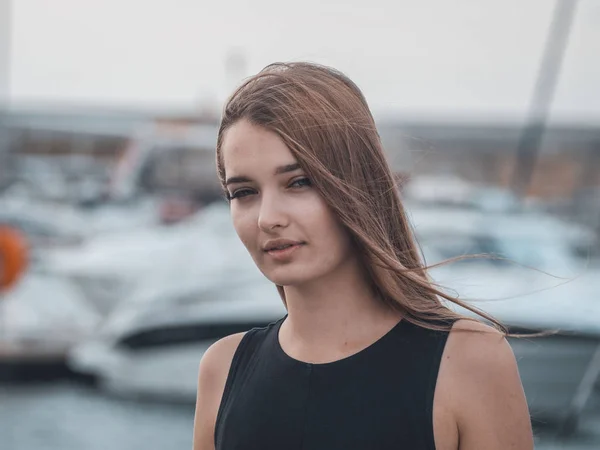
top-left (221, 119), bottom-right (355, 287)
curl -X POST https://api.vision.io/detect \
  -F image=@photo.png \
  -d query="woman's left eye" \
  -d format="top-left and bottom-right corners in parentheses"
top-left (289, 177), bottom-right (312, 188)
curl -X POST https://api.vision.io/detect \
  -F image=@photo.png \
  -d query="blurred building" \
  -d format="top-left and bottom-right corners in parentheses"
top-left (381, 119), bottom-right (600, 239)
top-left (0, 106), bottom-right (220, 203)
top-left (1, 106), bottom-right (598, 229)
top-left (380, 120), bottom-right (600, 200)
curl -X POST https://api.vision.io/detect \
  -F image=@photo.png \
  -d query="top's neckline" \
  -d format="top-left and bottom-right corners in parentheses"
top-left (274, 315), bottom-right (408, 368)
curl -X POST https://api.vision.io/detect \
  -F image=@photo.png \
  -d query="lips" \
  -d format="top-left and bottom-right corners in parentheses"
top-left (262, 239), bottom-right (305, 252)
top-left (268, 243), bottom-right (295, 251)
top-left (263, 242), bottom-right (304, 261)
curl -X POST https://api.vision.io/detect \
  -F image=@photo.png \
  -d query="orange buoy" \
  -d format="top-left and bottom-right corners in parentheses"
top-left (0, 225), bottom-right (29, 293)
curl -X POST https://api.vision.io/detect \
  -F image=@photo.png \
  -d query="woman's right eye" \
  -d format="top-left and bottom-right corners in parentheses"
top-left (229, 189), bottom-right (255, 200)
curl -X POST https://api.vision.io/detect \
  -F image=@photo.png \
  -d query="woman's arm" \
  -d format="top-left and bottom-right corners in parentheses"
top-left (192, 333), bottom-right (246, 450)
top-left (444, 320), bottom-right (534, 450)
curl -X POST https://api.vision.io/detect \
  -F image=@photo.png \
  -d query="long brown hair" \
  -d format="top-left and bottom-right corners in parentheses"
top-left (216, 61), bottom-right (508, 334)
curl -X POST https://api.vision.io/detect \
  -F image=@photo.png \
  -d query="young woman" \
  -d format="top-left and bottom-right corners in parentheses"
top-left (193, 62), bottom-right (533, 450)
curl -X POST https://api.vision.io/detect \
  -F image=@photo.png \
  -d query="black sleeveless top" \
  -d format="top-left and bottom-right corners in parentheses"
top-left (215, 316), bottom-right (453, 450)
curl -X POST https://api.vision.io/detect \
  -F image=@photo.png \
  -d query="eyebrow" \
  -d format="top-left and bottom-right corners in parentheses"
top-left (225, 163), bottom-right (302, 186)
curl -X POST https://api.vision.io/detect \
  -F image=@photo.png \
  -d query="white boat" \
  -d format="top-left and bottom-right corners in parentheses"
top-left (67, 279), bottom-right (284, 401)
top-left (67, 205), bottom-right (600, 433)
top-left (0, 272), bottom-right (101, 380)
top-left (107, 121), bottom-right (221, 203)
top-left (40, 201), bottom-right (256, 315)
top-left (409, 204), bottom-right (600, 433)
top-left (66, 263), bottom-right (600, 432)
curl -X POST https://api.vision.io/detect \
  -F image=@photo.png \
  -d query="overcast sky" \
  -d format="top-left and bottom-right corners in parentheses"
top-left (6, 0), bottom-right (600, 122)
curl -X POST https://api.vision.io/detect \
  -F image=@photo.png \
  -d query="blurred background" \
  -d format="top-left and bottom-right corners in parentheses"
top-left (0, 0), bottom-right (599, 448)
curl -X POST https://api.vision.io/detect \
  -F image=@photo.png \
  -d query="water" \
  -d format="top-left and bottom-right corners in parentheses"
top-left (1, 383), bottom-right (599, 449)
top-left (1, 383), bottom-right (195, 450)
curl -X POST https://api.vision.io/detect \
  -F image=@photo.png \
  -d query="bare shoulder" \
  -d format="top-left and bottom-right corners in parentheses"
top-left (438, 319), bottom-right (533, 449)
top-left (193, 332), bottom-right (247, 450)
top-left (198, 332), bottom-right (248, 381)
top-left (447, 319), bottom-right (508, 357)
top-left (196, 332), bottom-right (248, 408)
top-left (443, 319), bottom-right (519, 392)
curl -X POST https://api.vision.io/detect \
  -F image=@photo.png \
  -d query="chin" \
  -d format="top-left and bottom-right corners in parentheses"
top-left (261, 265), bottom-right (321, 287)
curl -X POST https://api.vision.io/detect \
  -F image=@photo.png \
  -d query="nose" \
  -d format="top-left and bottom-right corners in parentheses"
top-left (257, 192), bottom-right (289, 232)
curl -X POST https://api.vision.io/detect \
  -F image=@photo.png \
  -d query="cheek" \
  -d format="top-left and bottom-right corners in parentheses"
top-left (311, 205), bottom-right (353, 255)
top-left (328, 224), bottom-right (353, 258)
top-left (231, 209), bottom-right (257, 250)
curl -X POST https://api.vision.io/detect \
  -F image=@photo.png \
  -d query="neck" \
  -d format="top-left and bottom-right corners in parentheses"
top-left (280, 257), bottom-right (402, 360)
